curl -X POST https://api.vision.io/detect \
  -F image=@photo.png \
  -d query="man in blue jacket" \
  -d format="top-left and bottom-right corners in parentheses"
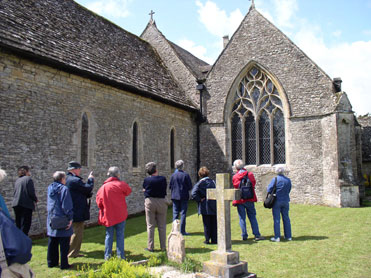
top-left (169, 160), bottom-right (192, 235)
top-left (65, 161), bottom-right (94, 258)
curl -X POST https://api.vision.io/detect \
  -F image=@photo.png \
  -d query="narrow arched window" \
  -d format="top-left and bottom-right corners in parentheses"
top-left (132, 122), bottom-right (138, 168)
top-left (81, 112), bottom-right (89, 166)
top-left (170, 129), bottom-right (175, 169)
top-left (230, 66), bottom-right (285, 165)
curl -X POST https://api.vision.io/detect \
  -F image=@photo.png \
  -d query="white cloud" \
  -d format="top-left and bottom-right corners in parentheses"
top-left (177, 38), bottom-right (214, 64)
top-left (294, 27), bottom-right (371, 115)
top-left (332, 30), bottom-right (342, 38)
top-left (195, 0), bottom-right (244, 38)
top-left (272, 0), bottom-right (298, 28)
top-left (86, 0), bottom-right (131, 18)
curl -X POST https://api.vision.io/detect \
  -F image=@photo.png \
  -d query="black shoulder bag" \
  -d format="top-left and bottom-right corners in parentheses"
top-left (263, 177), bottom-right (277, 209)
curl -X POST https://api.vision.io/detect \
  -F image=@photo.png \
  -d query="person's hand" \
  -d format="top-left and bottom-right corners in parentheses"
top-left (66, 220), bottom-right (73, 230)
top-left (88, 171), bottom-right (94, 179)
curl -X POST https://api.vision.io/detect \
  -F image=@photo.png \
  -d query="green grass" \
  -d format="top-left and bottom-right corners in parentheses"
top-left (30, 202), bottom-right (371, 278)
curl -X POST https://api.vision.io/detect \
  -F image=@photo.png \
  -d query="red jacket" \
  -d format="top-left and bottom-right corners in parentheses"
top-left (96, 177), bottom-right (132, 227)
top-left (232, 170), bottom-right (257, 205)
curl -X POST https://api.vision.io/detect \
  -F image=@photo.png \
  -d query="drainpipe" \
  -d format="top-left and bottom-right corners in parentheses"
top-left (196, 81), bottom-right (207, 180)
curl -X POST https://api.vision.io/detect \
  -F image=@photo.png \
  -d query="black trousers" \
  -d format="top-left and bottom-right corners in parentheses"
top-left (202, 214), bottom-right (217, 243)
top-left (47, 236), bottom-right (71, 269)
top-left (13, 206), bottom-right (33, 236)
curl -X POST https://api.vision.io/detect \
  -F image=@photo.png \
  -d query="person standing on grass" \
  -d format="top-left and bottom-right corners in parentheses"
top-left (65, 161), bottom-right (94, 258)
top-left (191, 166), bottom-right (217, 245)
top-left (47, 171), bottom-right (73, 270)
top-left (169, 160), bottom-right (193, 236)
top-left (142, 162), bottom-right (168, 252)
top-left (96, 167), bottom-right (132, 260)
top-left (268, 166), bottom-right (292, 242)
top-left (12, 165), bottom-right (38, 236)
top-left (232, 159), bottom-right (264, 241)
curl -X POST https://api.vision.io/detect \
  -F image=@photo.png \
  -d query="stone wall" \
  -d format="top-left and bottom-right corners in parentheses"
top-left (0, 51), bottom-right (197, 235)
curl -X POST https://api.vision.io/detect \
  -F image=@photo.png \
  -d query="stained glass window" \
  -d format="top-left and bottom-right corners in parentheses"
top-left (170, 129), bottom-right (175, 169)
top-left (132, 122), bottom-right (138, 168)
top-left (230, 66), bottom-right (285, 165)
top-left (81, 113), bottom-right (88, 166)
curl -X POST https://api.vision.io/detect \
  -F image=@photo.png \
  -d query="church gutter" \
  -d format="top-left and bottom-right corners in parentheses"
top-left (0, 44), bottom-right (198, 114)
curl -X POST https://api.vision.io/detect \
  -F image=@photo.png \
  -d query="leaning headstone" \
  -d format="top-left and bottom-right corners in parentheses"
top-left (203, 173), bottom-right (252, 278)
top-left (167, 219), bottom-right (185, 263)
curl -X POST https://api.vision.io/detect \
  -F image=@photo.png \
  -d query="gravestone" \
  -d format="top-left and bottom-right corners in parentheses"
top-left (203, 173), bottom-right (250, 278)
top-left (167, 219), bottom-right (185, 263)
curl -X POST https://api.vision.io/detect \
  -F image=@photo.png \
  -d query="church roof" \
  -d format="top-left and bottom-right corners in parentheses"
top-left (168, 41), bottom-right (210, 80)
top-left (0, 0), bottom-right (196, 111)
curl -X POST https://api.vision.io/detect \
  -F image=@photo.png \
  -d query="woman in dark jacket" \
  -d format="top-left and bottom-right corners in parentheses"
top-left (47, 171), bottom-right (73, 269)
top-left (12, 166), bottom-right (38, 235)
top-left (191, 167), bottom-right (217, 244)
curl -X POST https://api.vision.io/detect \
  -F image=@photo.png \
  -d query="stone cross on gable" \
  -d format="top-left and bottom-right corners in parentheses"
top-left (149, 10), bottom-right (155, 21)
top-left (207, 173), bottom-right (240, 252)
top-left (204, 173), bottom-right (249, 278)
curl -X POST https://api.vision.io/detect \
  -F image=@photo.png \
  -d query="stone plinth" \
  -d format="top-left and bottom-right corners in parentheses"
top-left (203, 251), bottom-right (248, 278)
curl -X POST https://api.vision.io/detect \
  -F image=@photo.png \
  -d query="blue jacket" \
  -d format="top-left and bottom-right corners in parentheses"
top-left (0, 194), bottom-right (10, 218)
top-left (0, 210), bottom-right (32, 267)
top-left (267, 174), bottom-right (291, 203)
top-left (169, 170), bottom-right (192, 200)
top-left (143, 175), bottom-right (167, 198)
top-left (191, 177), bottom-right (216, 215)
top-left (66, 172), bottom-right (94, 222)
top-left (47, 182), bottom-right (73, 237)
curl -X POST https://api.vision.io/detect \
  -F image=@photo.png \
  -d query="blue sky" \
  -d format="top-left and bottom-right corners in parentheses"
top-left (74, 0), bottom-right (371, 115)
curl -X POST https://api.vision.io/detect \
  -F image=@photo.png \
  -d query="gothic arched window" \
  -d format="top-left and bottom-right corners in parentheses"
top-left (81, 112), bottom-right (89, 166)
top-left (170, 128), bottom-right (175, 169)
top-left (230, 66), bottom-right (285, 165)
top-left (132, 122), bottom-right (138, 168)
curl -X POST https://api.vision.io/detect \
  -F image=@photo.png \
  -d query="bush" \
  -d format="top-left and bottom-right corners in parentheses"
top-left (68, 257), bottom-right (152, 278)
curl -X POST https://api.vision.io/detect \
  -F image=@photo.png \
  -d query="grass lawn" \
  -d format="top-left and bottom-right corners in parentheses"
top-left (30, 202), bottom-right (371, 278)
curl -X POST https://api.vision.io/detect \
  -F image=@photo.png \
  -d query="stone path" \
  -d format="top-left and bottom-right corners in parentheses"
top-left (149, 266), bottom-right (212, 278)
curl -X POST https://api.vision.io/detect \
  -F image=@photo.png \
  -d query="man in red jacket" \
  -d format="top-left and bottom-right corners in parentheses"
top-left (96, 167), bottom-right (132, 260)
top-left (232, 159), bottom-right (264, 241)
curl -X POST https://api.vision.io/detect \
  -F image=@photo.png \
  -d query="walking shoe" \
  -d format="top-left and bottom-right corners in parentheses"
top-left (254, 236), bottom-right (265, 241)
top-left (182, 232), bottom-right (190, 236)
top-left (285, 237), bottom-right (292, 241)
top-left (242, 236), bottom-right (248, 241)
top-left (270, 237), bottom-right (280, 242)
top-left (203, 240), bottom-right (210, 244)
top-left (144, 248), bottom-right (154, 252)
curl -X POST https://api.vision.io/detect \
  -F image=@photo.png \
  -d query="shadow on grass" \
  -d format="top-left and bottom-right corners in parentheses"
top-left (185, 247), bottom-right (214, 254)
top-left (232, 239), bottom-right (258, 245)
top-left (290, 236), bottom-right (328, 241)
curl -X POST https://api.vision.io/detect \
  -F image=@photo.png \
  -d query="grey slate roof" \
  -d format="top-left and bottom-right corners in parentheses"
top-left (0, 0), bottom-right (196, 111)
top-left (168, 41), bottom-right (210, 80)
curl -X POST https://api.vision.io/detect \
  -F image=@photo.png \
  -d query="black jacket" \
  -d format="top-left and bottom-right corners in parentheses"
top-left (66, 172), bottom-right (94, 222)
top-left (12, 176), bottom-right (38, 210)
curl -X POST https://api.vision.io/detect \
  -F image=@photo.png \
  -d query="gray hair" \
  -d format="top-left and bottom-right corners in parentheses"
top-left (233, 159), bottom-right (245, 170)
top-left (53, 171), bottom-right (66, 182)
top-left (275, 166), bottom-right (285, 175)
top-left (0, 169), bottom-right (7, 183)
top-left (107, 166), bottom-right (120, 177)
top-left (145, 162), bottom-right (157, 175)
top-left (175, 160), bottom-right (184, 170)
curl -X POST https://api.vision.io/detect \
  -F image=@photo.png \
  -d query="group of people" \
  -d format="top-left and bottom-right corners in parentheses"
top-left (0, 157), bottom-right (292, 273)
top-left (231, 159), bottom-right (292, 243)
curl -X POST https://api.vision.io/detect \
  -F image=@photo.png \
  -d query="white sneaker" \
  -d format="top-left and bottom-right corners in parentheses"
top-left (270, 237), bottom-right (280, 242)
top-left (285, 237), bottom-right (292, 241)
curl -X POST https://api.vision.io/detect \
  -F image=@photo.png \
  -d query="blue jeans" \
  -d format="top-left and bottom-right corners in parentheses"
top-left (105, 220), bottom-right (126, 260)
top-left (272, 201), bottom-right (291, 239)
top-left (236, 202), bottom-right (261, 238)
top-left (172, 200), bottom-right (188, 234)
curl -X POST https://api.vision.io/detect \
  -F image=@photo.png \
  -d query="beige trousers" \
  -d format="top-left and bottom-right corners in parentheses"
top-left (68, 221), bottom-right (85, 257)
top-left (145, 197), bottom-right (168, 250)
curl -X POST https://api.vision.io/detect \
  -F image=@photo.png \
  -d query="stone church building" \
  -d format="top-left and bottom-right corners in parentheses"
top-left (0, 0), bottom-right (363, 235)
